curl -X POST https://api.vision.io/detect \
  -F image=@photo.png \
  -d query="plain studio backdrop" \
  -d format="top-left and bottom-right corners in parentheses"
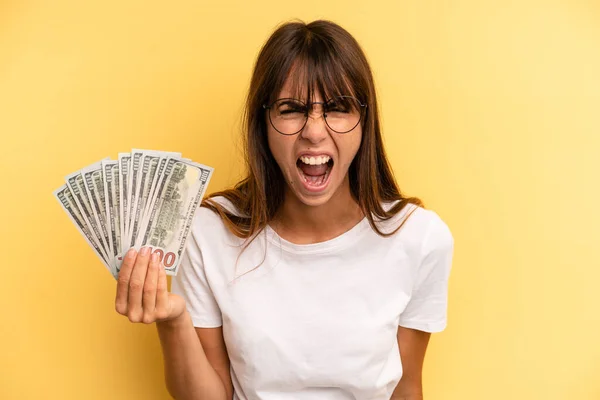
top-left (1, 1), bottom-right (599, 399)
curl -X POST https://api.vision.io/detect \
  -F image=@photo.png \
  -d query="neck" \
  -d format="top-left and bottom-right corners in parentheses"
top-left (272, 176), bottom-right (364, 244)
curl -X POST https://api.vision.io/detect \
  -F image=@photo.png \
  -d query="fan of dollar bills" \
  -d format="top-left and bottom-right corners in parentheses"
top-left (54, 149), bottom-right (213, 279)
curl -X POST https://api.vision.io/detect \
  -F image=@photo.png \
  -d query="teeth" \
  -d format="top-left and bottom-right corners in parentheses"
top-left (299, 155), bottom-right (331, 165)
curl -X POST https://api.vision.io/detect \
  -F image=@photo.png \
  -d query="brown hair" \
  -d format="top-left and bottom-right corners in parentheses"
top-left (203, 19), bottom-right (422, 242)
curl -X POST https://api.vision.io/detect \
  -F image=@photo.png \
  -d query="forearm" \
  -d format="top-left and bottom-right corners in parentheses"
top-left (157, 311), bottom-right (228, 400)
top-left (390, 379), bottom-right (423, 400)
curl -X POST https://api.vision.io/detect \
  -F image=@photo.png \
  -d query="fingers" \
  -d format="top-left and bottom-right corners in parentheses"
top-left (155, 257), bottom-right (170, 321)
top-left (115, 248), bottom-right (137, 315)
top-left (127, 246), bottom-right (152, 322)
top-left (142, 252), bottom-right (160, 324)
top-left (114, 247), bottom-right (171, 324)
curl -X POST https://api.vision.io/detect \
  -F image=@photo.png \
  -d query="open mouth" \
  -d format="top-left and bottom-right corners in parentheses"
top-left (296, 155), bottom-right (334, 190)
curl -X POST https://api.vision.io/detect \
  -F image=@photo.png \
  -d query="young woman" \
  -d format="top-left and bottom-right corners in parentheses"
top-left (115, 19), bottom-right (454, 400)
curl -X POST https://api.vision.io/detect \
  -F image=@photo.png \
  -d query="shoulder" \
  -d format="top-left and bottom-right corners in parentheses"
top-left (378, 200), bottom-right (454, 255)
top-left (417, 208), bottom-right (453, 262)
top-left (408, 205), bottom-right (453, 250)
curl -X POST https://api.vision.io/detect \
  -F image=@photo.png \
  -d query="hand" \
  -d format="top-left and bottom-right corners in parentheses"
top-left (115, 247), bottom-right (186, 324)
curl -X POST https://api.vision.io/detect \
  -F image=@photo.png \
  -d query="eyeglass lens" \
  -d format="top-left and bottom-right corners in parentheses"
top-left (268, 96), bottom-right (363, 135)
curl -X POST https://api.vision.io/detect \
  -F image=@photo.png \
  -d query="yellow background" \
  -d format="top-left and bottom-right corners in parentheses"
top-left (1, 1), bottom-right (599, 399)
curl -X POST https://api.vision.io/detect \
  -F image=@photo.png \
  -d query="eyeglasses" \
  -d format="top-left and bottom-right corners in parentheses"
top-left (262, 95), bottom-right (367, 135)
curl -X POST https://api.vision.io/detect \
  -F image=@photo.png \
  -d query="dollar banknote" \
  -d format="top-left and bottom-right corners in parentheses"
top-left (127, 152), bottom-right (157, 250)
top-left (82, 162), bottom-right (115, 273)
top-left (102, 160), bottom-right (121, 271)
top-left (126, 150), bottom-right (144, 246)
top-left (126, 150), bottom-right (182, 251)
top-left (65, 169), bottom-right (110, 261)
top-left (56, 150), bottom-right (213, 279)
top-left (134, 159), bottom-right (213, 275)
top-left (118, 153), bottom-right (131, 254)
top-left (54, 185), bottom-right (115, 277)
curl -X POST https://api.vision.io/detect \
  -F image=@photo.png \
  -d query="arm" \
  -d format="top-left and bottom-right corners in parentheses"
top-left (114, 247), bottom-right (229, 400)
top-left (393, 212), bottom-right (454, 399)
top-left (159, 219), bottom-right (234, 399)
top-left (157, 314), bottom-right (233, 400)
top-left (195, 326), bottom-right (234, 399)
top-left (390, 326), bottom-right (431, 400)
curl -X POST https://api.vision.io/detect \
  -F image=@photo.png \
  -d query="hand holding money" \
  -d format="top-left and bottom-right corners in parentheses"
top-left (54, 149), bottom-right (213, 279)
top-left (115, 248), bottom-right (186, 324)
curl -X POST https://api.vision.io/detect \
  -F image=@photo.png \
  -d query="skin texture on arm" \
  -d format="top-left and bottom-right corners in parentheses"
top-left (156, 314), bottom-right (230, 400)
top-left (390, 326), bottom-right (431, 400)
top-left (195, 327), bottom-right (234, 400)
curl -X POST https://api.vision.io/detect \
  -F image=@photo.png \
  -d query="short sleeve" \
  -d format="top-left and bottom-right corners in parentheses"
top-left (398, 211), bottom-right (454, 333)
top-left (171, 225), bottom-right (223, 328)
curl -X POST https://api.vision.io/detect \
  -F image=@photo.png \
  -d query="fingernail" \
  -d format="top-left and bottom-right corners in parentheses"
top-left (126, 248), bottom-right (136, 258)
top-left (140, 247), bottom-right (150, 256)
top-left (152, 252), bottom-right (159, 263)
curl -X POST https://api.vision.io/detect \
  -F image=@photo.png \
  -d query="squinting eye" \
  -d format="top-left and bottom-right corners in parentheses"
top-left (277, 104), bottom-right (306, 114)
top-left (327, 104), bottom-right (350, 113)
top-left (280, 109), bottom-right (304, 114)
top-left (277, 102), bottom-right (306, 115)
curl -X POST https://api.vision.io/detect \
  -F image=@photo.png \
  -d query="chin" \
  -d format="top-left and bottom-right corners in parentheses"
top-left (294, 191), bottom-right (335, 207)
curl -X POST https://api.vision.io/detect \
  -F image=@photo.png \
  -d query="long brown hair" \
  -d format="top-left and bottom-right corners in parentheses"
top-left (203, 19), bottom-right (422, 242)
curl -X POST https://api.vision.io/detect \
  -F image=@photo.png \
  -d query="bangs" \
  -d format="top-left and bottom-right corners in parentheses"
top-left (268, 36), bottom-right (364, 106)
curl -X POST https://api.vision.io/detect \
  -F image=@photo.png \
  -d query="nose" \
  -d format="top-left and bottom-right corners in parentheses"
top-left (300, 103), bottom-right (328, 144)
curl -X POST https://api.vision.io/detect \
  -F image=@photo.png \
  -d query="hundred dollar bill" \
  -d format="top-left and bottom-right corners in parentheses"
top-left (134, 159), bottom-right (213, 276)
top-left (65, 169), bottom-right (110, 261)
top-left (126, 150), bottom-right (181, 250)
top-left (126, 150), bottom-right (158, 250)
top-left (118, 153), bottom-right (131, 253)
top-left (126, 150), bottom-right (144, 247)
top-left (82, 162), bottom-right (115, 274)
top-left (138, 157), bottom-right (179, 232)
top-left (114, 154), bottom-right (178, 273)
top-left (54, 185), bottom-right (115, 277)
top-left (142, 156), bottom-right (176, 220)
top-left (102, 160), bottom-right (121, 272)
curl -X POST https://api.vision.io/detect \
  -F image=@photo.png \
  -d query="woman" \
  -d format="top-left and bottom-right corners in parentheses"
top-left (115, 19), bottom-right (454, 400)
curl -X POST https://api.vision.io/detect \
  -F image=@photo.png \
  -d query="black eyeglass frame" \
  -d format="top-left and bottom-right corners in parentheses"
top-left (262, 95), bottom-right (368, 136)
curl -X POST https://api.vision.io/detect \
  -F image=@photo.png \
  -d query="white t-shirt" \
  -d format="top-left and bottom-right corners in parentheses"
top-left (171, 196), bottom-right (454, 400)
